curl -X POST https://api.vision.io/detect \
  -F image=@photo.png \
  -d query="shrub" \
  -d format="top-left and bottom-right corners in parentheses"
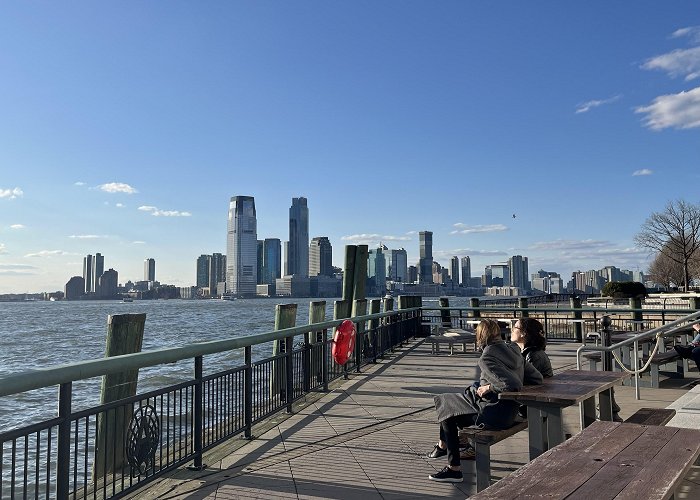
top-left (601, 281), bottom-right (647, 298)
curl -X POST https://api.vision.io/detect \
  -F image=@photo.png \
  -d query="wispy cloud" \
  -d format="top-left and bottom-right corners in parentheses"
top-left (575, 95), bottom-right (621, 114)
top-left (341, 233), bottom-right (412, 246)
top-left (451, 223), bottom-right (508, 235)
top-left (632, 169), bottom-right (653, 176)
top-left (0, 187), bottom-right (23, 199)
top-left (0, 263), bottom-right (38, 275)
top-left (434, 248), bottom-right (507, 259)
top-left (98, 182), bottom-right (138, 194)
top-left (671, 26), bottom-right (700, 44)
top-left (138, 206), bottom-right (192, 217)
top-left (116, 203), bottom-right (125, 208)
top-left (132, 241), bottom-right (146, 245)
top-left (10, 224), bottom-right (25, 229)
top-left (25, 250), bottom-right (70, 257)
top-left (642, 46), bottom-right (700, 81)
top-left (635, 87), bottom-right (700, 130)
top-left (68, 234), bottom-right (107, 239)
top-left (0, 243), bottom-right (6, 254)
top-left (530, 239), bottom-right (609, 251)
top-left (74, 181), bottom-right (86, 187)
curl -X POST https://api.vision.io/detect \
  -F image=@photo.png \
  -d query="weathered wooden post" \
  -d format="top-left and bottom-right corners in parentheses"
top-left (342, 245), bottom-right (357, 302)
top-left (470, 297), bottom-right (481, 318)
top-left (352, 245), bottom-right (368, 303)
top-left (570, 296), bottom-right (583, 343)
top-left (689, 296), bottom-right (700, 310)
top-left (518, 297), bottom-right (529, 318)
top-left (307, 301), bottom-right (326, 389)
top-left (271, 304), bottom-right (297, 406)
top-left (439, 297), bottom-right (451, 328)
top-left (94, 313), bottom-right (146, 479)
top-left (629, 297), bottom-right (643, 331)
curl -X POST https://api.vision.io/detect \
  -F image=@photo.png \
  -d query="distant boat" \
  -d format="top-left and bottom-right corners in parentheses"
top-left (122, 297), bottom-right (133, 302)
top-left (221, 294), bottom-right (236, 301)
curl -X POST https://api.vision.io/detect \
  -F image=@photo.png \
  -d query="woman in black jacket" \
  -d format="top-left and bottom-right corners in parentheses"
top-left (427, 319), bottom-right (543, 483)
top-left (511, 317), bottom-right (553, 378)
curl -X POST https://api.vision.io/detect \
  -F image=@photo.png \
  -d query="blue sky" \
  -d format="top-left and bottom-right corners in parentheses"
top-left (1, 1), bottom-right (699, 293)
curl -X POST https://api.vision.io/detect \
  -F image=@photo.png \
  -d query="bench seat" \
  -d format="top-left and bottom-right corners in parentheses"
top-left (624, 407), bottom-right (676, 426)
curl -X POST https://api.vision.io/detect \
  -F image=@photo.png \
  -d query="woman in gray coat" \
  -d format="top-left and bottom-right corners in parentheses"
top-left (427, 319), bottom-right (543, 483)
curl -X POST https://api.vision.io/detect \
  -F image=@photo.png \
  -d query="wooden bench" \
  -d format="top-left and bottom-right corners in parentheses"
top-left (425, 329), bottom-right (476, 355)
top-left (458, 420), bottom-right (528, 492)
top-left (584, 348), bottom-right (684, 388)
top-left (624, 407), bottom-right (676, 426)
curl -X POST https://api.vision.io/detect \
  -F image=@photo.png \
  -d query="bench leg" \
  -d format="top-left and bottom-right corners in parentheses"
top-left (599, 389), bottom-right (613, 421)
top-left (651, 362), bottom-right (660, 388)
top-left (582, 396), bottom-right (596, 428)
top-left (474, 442), bottom-right (491, 492)
top-left (542, 405), bottom-right (564, 448)
top-left (527, 408), bottom-right (546, 460)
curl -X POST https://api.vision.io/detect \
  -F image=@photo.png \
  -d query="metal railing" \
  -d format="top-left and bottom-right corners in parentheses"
top-left (0, 308), bottom-right (420, 499)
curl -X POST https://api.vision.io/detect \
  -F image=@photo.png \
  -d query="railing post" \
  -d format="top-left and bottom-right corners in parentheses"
top-left (56, 382), bottom-right (72, 500)
top-left (518, 297), bottom-right (529, 318)
top-left (189, 356), bottom-right (205, 470)
top-left (439, 297), bottom-right (451, 327)
top-left (470, 298), bottom-right (481, 319)
top-left (570, 296), bottom-right (583, 342)
top-left (285, 336), bottom-right (294, 413)
top-left (369, 299), bottom-right (381, 363)
top-left (543, 310), bottom-right (549, 334)
top-left (629, 297), bottom-right (643, 331)
top-left (302, 335), bottom-right (311, 394)
top-left (244, 346), bottom-right (253, 438)
top-left (321, 328), bottom-right (329, 391)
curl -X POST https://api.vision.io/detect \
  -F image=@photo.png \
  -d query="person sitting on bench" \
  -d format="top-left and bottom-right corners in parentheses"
top-left (674, 322), bottom-right (700, 371)
top-left (426, 319), bottom-right (543, 483)
top-left (512, 318), bottom-right (553, 378)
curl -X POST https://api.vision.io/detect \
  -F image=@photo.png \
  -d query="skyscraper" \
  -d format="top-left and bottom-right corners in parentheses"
top-left (196, 255), bottom-right (210, 288)
top-left (461, 256), bottom-right (471, 286)
top-left (368, 245), bottom-right (388, 294)
top-left (389, 248), bottom-right (408, 282)
top-left (418, 231), bottom-right (433, 284)
top-left (287, 197), bottom-right (309, 277)
top-left (262, 238), bottom-right (282, 285)
top-left (144, 258), bottom-right (156, 282)
top-left (309, 236), bottom-right (333, 277)
top-left (83, 254), bottom-right (93, 293)
top-left (257, 240), bottom-right (264, 284)
top-left (450, 256), bottom-right (460, 288)
top-left (93, 253), bottom-right (104, 293)
top-left (226, 196), bottom-right (257, 297)
top-left (210, 253), bottom-right (226, 290)
top-left (508, 255), bottom-right (529, 290)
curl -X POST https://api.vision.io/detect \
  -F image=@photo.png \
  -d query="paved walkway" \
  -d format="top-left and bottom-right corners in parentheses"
top-left (134, 339), bottom-right (700, 499)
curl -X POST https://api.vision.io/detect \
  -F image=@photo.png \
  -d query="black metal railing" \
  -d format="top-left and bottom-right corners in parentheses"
top-left (0, 307), bottom-right (419, 499)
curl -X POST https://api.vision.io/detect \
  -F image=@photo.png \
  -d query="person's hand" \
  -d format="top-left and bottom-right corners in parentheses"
top-left (476, 384), bottom-right (491, 397)
top-left (693, 323), bottom-right (700, 332)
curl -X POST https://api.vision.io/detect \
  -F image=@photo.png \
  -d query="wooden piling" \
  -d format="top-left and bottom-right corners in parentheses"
top-left (342, 245), bottom-right (356, 302)
top-left (94, 313), bottom-right (146, 478)
top-left (271, 304), bottom-right (297, 400)
top-left (352, 245), bottom-right (368, 302)
top-left (308, 301), bottom-right (326, 387)
top-left (470, 297), bottom-right (481, 318)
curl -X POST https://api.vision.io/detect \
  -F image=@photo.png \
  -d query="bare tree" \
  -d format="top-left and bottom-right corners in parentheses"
top-left (647, 250), bottom-right (685, 289)
top-left (635, 199), bottom-right (700, 292)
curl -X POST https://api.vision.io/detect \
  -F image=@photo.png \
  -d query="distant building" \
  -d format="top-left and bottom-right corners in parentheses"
top-left (368, 245), bottom-right (388, 295)
top-left (509, 255), bottom-right (529, 290)
top-left (210, 253), bottom-right (226, 295)
top-left (180, 286), bottom-right (197, 299)
top-left (65, 276), bottom-right (85, 300)
top-left (389, 248), bottom-right (408, 283)
top-left (491, 263), bottom-right (509, 287)
top-left (98, 268), bottom-right (118, 298)
top-left (309, 236), bottom-right (333, 277)
top-left (287, 197), bottom-right (309, 277)
top-left (461, 256), bottom-right (471, 286)
top-left (408, 265), bottom-right (418, 283)
top-left (93, 253), bottom-right (104, 294)
top-left (418, 231), bottom-right (433, 284)
top-left (275, 275), bottom-right (311, 297)
top-left (262, 238), bottom-right (282, 288)
top-left (196, 255), bottom-right (210, 288)
top-left (226, 195), bottom-right (258, 297)
top-left (83, 254), bottom-right (93, 293)
top-left (144, 258), bottom-right (156, 282)
top-left (450, 256), bottom-right (460, 288)
top-left (310, 275), bottom-right (342, 297)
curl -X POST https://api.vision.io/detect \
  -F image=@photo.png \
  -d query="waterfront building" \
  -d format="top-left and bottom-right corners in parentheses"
top-left (287, 197), bottom-right (309, 277)
top-left (275, 275), bottom-right (311, 297)
top-left (450, 256), bottom-right (460, 288)
top-left (64, 276), bottom-right (85, 300)
top-left (93, 253), bottom-right (104, 294)
top-left (509, 255), bottom-right (529, 290)
top-left (408, 265), bottom-right (418, 283)
top-left (389, 248), bottom-right (408, 283)
top-left (179, 286), bottom-right (196, 299)
top-left (98, 268), bottom-right (118, 298)
top-left (144, 258), bottom-right (156, 282)
top-left (309, 236), bottom-right (333, 277)
top-left (262, 238), bottom-right (282, 288)
top-left (482, 266), bottom-right (493, 287)
top-left (196, 255), bottom-right (209, 288)
top-left (309, 275), bottom-right (342, 297)
top-left (461, 256), bottom-right (471, 286)
top-left (226, 195), bottom-right (258, 297)
top-left (418, 231), bottom-right (433, 284)
top-left (368, 245), bottom-right (388, 295)
top-left (83, 254), bottom-right (93, 293)
top-left (491, 263), bottom-right (510, 287)
top-left (210, 253), bottom-right (226, 295)
top-left (257, 240), bottom-right (264, 284)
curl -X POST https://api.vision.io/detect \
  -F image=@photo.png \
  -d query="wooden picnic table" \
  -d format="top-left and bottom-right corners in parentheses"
top-left (499, 369), bottom-right (629, 459)
top-left (470, 420), bottom-right (700, 499)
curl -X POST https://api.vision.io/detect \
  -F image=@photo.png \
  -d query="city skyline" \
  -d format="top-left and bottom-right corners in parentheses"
top-left (1, 2), bottom-right (698, 293)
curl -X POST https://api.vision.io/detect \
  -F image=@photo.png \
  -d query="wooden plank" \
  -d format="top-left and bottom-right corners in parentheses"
top-left (614, 427), bottom-right (700, 500)
top-left (566, 425), bottom-right (678, 500)
top-left (624, 408), bottom-right (676, 426)
top-left (470, 421), bottom-right (623, 499)
top-left (459, 421), bottom-right (528, 445)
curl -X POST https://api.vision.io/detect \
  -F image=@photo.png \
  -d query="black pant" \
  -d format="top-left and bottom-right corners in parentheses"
top-left (439, 414), bottom-right (476, 467)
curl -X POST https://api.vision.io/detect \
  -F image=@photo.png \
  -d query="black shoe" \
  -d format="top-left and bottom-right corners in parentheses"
top-left (429, 466), bottom-right (463, 483)
top-left (426, 444), bottom-right (447, 459)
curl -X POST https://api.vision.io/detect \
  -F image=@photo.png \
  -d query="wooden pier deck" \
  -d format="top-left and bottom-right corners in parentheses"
top-left (131, 339), bottom-right (700, 499)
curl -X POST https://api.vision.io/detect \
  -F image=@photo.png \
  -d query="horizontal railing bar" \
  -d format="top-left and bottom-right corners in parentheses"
top-left (0, 308), bottom-right (419, 398)
top-left (421, 306), bottom-right (697, 315)
top-left (0, 417), bottom-right (62, 441)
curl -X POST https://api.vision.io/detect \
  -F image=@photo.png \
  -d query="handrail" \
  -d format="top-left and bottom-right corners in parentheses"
top-left (421, 306), bottom-right (697, 314)
top-left (0, 307), bottom-right (420, 398)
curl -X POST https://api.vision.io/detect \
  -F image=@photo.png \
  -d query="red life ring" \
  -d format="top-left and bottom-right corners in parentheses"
top-left (332, 320), bottom-right (356, 366)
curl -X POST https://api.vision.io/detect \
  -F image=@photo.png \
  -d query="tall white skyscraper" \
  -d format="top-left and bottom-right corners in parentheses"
top-left (287, 197), bottom-right (309, 277)
top-left (83, 254), bottom-right (93, 293)
top-left (144, 258), bottom-right (156, 282)
top-left (226, 196), bottom-right (258, 297)
top-left (93, 252), bottom-right (104, 292)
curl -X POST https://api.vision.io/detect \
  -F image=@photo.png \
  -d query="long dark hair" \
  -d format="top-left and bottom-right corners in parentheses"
top-left (519, 317), bottom-right (547, 350)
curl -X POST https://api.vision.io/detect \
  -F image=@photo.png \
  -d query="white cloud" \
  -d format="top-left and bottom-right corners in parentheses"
top-left (341, 233), bottom-right (412, 246)
top-left (632, 169), bottom-right (653, 176)
top-left (0, 243), bottom-right (6, 254)
top-left (641, 46), bottom-right (700, 81)
top-left (671, 26), bottom-right (700, 44)
top-left (0, 263), bottom-right (38, 275)
top-left (0, 187), bottom-right (23, 199)
top-left (434, 248), bottom-right (506, 259)
top-left (68, 234), bottom-right (106, 239)
top-left (138, 205), bottom-right (192, 217)
top-left (530, 239), bottom-right (609, 251)
top-left (98, 182), bottom-right (138, 194)
top-left (635, 87), bottom-right (700, 130)
top-left (10, 224), bottom-right (25, 229)
top-left (25, 250), bottom-right (69, 257)
top-left (575, 95), bottom-right (621, 114)
top-left (451, 223), bottom-right (508, 234)
top-left (74, 181), bottom-right (86, 186)
top-left (132, 241), bottom-right (146, 245)
top-left (116, 203), bottom-right (125, 208)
